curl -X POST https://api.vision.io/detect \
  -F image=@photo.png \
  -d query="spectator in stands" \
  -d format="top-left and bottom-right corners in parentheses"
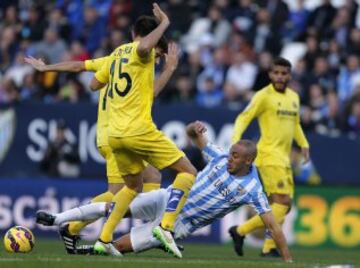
top-left (21, 6), bottom-right (47, 41)
top-left (47, 9), bottom-right (72, 43)
top-left (286, 0), bottom-right (310, 41)
top-left (337, 54), bottom-right (360, 104)
top-left (307, 0), bottom-right (337, 38)
top-left (4, 51), bottom-right (33, 87)
top-left (315, 91), bottom-right (343, 137)
top-left (225, 52), bottom-right (257, 102)
top-left (308, 56), bottom-right (337, 93)
top-left (0, 26), bottom-right (18, 72)
top-left (40, 119), bottom-right (80, 177)
top-left (182, 5), bottom-right (231, 53)
top-left (30, 28), bottom-right (67, 64)
top-left (252, 51), bottom-right (272, 91)
top-left (230, 0), bottom-right (257, 41)
top-left (20, 73), bottom-right (40, 102)
top-left (196, 76), bottom-right (223, 108)
top-left (344, 97), bottom-right (360, 135)
top-left (0, 78), bottom-right (19, 104)
top-left (196, 47), bottom-right (228, 93)
top-left (327, 7), bottom-right (352, 48)
top-left (302, 35), bottom-right (321, 71)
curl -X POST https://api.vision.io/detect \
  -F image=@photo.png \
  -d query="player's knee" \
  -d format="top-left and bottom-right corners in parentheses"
top-left (270, 194), bottom-right (292, 208)
top-left (125, 180), bottom-right (143, 193)
top-left (186, 164), bottom-right (197, 176)
top-left (172, 157), bottom-right (197, 176)
top-left (108, 183), bottom-right (125, 194)
top-left (142, 166), bottom-right (162, 184)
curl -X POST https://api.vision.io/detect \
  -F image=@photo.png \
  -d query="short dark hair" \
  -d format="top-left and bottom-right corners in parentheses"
top-left (236, 139), bottom-right (257, 161)
top-left (271, 57), bottom-right (292, 70)
top-left (133, 15), bottom-right (168, 52)
top-left (133, 15), bottom-right (159, 37)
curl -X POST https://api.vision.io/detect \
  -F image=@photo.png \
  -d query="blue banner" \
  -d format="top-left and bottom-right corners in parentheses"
top-left (1, 103), bottom-right (360, 185)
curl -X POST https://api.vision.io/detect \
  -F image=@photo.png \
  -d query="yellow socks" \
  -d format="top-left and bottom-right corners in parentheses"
top-left (161, 172), bottom-right (196, 231)
top-left (236, 202), bottom-right (289, 236)
top-left (262, 234), bottom-right (277, 253)
top-left (99, 186), bottom-right (138, 242)
top-left (237, 214), bottom-right (263, 236)
top-left (68, 191), bottom-right (114, 235)
top-left (143, 183), bottom-right (161, 192)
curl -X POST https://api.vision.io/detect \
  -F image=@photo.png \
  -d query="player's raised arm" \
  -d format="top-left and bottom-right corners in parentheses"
top-left (232, 92), bottom-right (264, 144)
top-left (24, 56), bottom-right (85, 72)
top-left (137, 3), bottom-right (170, 58)
top-left (186, 121), bottom-right (208, 150)
top-left (154, 42), bottom-right (179, 96)
top-left (260, 212), bottom-right (293, 263)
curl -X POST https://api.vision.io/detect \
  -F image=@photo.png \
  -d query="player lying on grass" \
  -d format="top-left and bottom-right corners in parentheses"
top-left (36, 121), bottom-right (292, 262)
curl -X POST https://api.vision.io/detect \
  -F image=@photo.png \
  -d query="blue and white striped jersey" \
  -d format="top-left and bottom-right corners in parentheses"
top-left (177, 142), bottom-right (271, 234)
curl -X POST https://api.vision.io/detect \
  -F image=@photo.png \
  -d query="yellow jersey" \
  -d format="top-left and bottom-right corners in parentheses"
top-left (232, 84), bottom-right (309, 168)
top-left (95, 41), bottom-right (157, 137)
top-left (85, 57), bottom-right (109, 147)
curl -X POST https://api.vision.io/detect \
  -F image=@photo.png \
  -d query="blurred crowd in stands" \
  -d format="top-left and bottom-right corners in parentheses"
top-left (0, 0), bottom-right (360, 137)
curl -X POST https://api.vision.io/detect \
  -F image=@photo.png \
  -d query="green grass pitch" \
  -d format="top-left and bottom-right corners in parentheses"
top-left (0, 239), bottom-right (359, 268)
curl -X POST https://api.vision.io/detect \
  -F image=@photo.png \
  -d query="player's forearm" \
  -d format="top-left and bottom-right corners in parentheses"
top-left (270, 225), bottom-right (292, 262)
top-left (186, 122), bottom-right (208, 150)
top-left (190, 136), bottom-right (208, 150)
top-left (137, 21), bottom-right (169, 57)
top-left (42, 61), bottom-right (85, 72)
top-left (154, 65), bottom-right (176, 97)
top-left (261, 213), bottom-right (292, 262)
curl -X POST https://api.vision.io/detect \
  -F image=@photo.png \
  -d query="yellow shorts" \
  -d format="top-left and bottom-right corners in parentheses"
top-left (98, 145), bottom-right (124, 184)
top-left (257, 165), bottom-right (294, 198)
top-left (108, 129), bottom-right (185, 176)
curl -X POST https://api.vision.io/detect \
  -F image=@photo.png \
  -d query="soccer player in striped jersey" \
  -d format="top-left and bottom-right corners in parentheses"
top-left (37, 121), bottom-right (292, 262)
top-left (26, 42), bottom-right (179, 254)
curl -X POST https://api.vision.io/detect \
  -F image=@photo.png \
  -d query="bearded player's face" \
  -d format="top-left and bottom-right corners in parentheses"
top-left (269, 65), bottom-right (291, 92)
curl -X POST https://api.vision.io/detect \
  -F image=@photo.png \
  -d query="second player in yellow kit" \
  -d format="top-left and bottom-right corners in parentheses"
top-left (229, 57), bottom-right (310, 257)
top-left (90, 4), bottom-right (196, 258)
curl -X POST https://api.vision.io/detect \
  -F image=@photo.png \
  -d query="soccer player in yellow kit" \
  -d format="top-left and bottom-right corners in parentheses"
top-left (24, 41), bottom-right (179, 254)
top-left (90, 4), bottom-right (197, 258)
top-left (229, 57), bottom-right (310, 257)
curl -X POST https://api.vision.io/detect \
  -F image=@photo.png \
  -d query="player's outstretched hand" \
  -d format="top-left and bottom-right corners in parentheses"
top-left (186, 121), bottom-right (207, 138)
top-left (152, 3), bottom-right (169, 25)
top-left (24, 56), bottom-right (46, 72)
top-left (301, 147), bottom-right (310, 164)
top-left (164, 42), bottom-right (179, 71)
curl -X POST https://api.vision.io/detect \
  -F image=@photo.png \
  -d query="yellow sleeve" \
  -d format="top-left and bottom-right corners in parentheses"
top-left (85, 57), bottom-right (109, 72)
top-left (94, 56), bottom-right (111, 84)
top-left (294, 104), bottom-right (309, 148)
top-left (232, 92), bottom-right (264, 144)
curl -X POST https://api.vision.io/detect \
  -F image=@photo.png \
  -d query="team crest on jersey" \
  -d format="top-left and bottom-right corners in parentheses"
top-left (0, 108), bottom-right (16, 164)
top-left (237, 186), bottom-right (245, 194)
top-left (292, 101), bottom-right (298, 109)
top-left (277, 181), bottom-right (285, 189)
